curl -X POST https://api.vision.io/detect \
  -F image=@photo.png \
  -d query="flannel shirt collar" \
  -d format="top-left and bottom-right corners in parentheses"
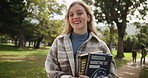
top-left (64, 31), bottom-right (100, 42)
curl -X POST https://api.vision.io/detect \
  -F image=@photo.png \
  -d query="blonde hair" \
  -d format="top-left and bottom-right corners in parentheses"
top-left (62, 1), bottom-right (98, 35)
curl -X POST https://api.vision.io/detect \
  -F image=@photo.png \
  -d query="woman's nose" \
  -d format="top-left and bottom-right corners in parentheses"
top-left (73, 14), bottom-right (78, 19)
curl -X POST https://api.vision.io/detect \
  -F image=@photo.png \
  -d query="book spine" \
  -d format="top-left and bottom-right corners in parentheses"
top-left (84, 54), bottom-right (91, 75)
top-left (79, 56), bottom-right (87, 75)
top-left (79, 57), bottom-right (87, 75)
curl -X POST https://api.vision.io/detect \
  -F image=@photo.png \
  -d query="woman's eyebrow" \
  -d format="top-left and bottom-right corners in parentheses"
top-left (69, 9), bottom-right (83, 13)
top-left (69, 11), bottom-right (73, 13)
top-left (76, 9), bottom-right (83, 12)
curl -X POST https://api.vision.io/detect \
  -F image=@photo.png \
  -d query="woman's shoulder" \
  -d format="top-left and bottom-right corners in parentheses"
top-left (56, 34), bottom-right (65, 38)
top-left (55, 33), bottom-right (70, 40)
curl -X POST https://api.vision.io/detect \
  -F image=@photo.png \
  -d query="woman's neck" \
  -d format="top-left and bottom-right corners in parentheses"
top-left (73, 30), bottom-right (87, 35)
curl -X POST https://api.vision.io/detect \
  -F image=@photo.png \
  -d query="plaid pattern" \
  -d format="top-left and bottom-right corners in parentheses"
top-left (45, 32), bottom-right (118, 78)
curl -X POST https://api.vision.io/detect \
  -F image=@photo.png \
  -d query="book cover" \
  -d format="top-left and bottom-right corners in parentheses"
top-left (78, 51), bottom-right (112, 78)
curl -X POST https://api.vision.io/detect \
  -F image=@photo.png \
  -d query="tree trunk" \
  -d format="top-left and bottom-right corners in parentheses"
top-left (4, 35), bottom-right (8, 43)
top-left (28, 41), bottom-right (31, 48)
top-left (35, 41), bottom-right (40, 48)
top-left (0, 36), bottom-right (1, 43)
top-left (34, 41), bottom-right (36, 48)
top-left (116, 37), bottom-right (124, 58)
top-left (116, 22), bottom-right (126, 58)
top-left (34, 35), bottom-right (43, 48)
top-left (14, 37), bottom-right (18, 47)
top-left (44, 40), bottom-right (48, 47)
top-left (18, 24), bottom-right (25, 49)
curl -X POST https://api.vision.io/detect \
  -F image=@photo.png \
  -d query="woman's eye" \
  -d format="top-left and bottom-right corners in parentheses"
top-left (77, 12), bottom-right (83, 16)
top-left (69, 14), bottom-right (74, 17)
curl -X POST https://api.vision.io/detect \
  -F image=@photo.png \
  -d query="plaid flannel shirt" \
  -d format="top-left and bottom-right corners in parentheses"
top-left (45, 32), bottom-right (118, 78)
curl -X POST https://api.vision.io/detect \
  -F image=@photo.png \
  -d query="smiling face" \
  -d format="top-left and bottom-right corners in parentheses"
top-left (68, 4), bottom-right (90, 34)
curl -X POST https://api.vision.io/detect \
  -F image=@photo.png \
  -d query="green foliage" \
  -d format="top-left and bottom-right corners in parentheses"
top-left (0, 0), bottom-right (30, 48)
top-left (83, 0), bottom-right (147, 58)
top-left (83, 0), bottom-right (147, 23)
top-left (124, 36), bottom-right (138, 52)
top-left (133, 22), bottom-right (148, 48)
top-left (124, 37), bottom-right (132, 52)
top-left (0, 0), bottom-right (28, 35)
top-left (0, 0), bottom-right (66, 48)
top-left (97, 25), bottom-right (118, 51)
top-left (25, 0), bottom-right (66, 48)
top-left (124, 22), bottom-right (148, 52)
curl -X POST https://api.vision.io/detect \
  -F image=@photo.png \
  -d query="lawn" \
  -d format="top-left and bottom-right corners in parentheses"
top-left (0, 43), bottom-right (49, 78)
top-left (112, 50), bottom-right (141, 67)
top-left (0, 43), bottom-right (145, 78)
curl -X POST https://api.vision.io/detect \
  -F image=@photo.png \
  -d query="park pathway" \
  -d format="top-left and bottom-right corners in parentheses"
top-left (117, 58), bottom-right (148, 78)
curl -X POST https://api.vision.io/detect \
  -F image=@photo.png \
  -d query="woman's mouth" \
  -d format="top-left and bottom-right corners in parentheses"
top-left (73, 21), bottom-right (81, 24)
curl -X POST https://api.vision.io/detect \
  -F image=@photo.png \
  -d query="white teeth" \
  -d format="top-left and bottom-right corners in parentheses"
top-left (74, 22), bottom-right (80, 23)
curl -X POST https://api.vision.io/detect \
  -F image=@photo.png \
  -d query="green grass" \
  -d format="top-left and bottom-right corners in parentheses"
top-left (0, 43), bottom-right (49, 78)
top-left (112, 50), bottom-right (141, 67)
top-left (0, 43), bottom-right (146, 77)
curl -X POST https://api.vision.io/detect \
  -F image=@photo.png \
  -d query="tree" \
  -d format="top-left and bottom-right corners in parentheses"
top-left (97, 23), bottom-right (118, 53)
top-left (23, 20), bottom-right (37, 47)
top-left (106, 24), bottom-right (118, 53)
top-left (28, 0), bottom-right (65, 48)
top-left (0, 0), bottom-right (19, 37)
top-left (83, 0), bottom-right (148, 58)
top-left (124, 22), bottom-right (147, 52)
top-left (134, 22), bottom-right (148, 48)
top-left (124, 36), bottom-right (138, 52)
top-left (0, 0), bottom-right (29, 48)
top-left (0, 0), bottom-right (66, 48)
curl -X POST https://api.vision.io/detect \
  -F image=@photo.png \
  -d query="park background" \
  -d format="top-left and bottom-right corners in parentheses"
top-left (0, 0), bottom-right (148, 78)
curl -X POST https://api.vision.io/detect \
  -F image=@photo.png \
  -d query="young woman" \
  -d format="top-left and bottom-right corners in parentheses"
top-left (45, 1), bottom-right (118, 78)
